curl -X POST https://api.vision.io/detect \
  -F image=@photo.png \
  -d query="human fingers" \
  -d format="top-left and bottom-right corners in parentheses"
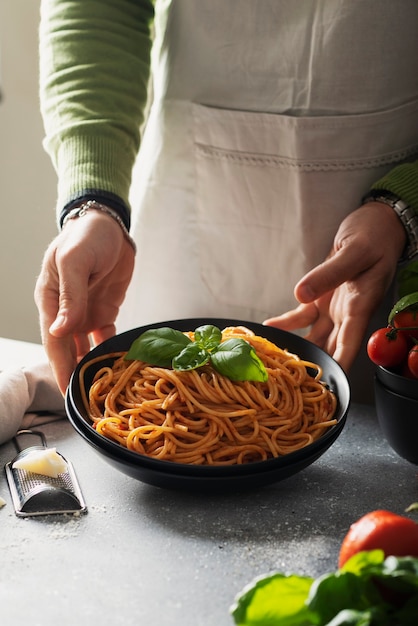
top-left (34, 231), bottom-right (95, 392)
top-left (330, 312), bottom-right (370, 372)
top-left (34, 265), bottom-right (78, 394)
top-left (264, 302), bottom-right (319, 330)
top-left (90, 323), bottom-right (117, 348)
top-left (296, 201), bottom-right (406, 305)
top-left (302, 315), bottom-right (335, 350)
top-left (47, 334), bottom-right (79, 395)
top-left (48, 245), bottom-right (94, 337)
top-left (34, 259), bottom-right (79, 394)
top-left (40, 322), bottom-right (117, 396)
top-left (294, 245), bottom-right (370, 305)
top-left (265, 303), bottom-right (333, 355)
top-left (265, 296), bottom-right (336, 349)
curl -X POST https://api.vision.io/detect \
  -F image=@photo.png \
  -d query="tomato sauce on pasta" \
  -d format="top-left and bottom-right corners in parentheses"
top-left (79, 326), bottom-right (338, 465)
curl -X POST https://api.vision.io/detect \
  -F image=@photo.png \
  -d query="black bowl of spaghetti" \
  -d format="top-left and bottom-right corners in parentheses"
top-left (65, 318), bottom-right (350, 491)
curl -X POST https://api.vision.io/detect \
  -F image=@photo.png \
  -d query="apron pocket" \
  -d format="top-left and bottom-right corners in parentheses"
top-left (192, 101), bottom-right (418, 314)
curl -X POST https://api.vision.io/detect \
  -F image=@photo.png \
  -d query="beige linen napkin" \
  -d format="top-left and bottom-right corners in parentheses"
top-left (0, 362), bottom-right (65, 445)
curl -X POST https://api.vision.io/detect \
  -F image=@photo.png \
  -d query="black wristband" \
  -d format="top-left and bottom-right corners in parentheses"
top-left (59, 190), bottom-right (131, 231)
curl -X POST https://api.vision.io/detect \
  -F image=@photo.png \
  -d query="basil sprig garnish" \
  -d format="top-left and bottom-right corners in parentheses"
top-left (125, 325), bottom-right (268, 383)
top-left (388, 291), bottom-right (418, 324)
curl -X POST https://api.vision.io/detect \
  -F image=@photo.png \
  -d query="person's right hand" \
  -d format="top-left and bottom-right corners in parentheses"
top-left (34, 210), bottom-right (136, 395)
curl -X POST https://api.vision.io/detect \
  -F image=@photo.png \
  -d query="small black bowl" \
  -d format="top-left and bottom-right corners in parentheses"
top-left (374, 369), bottom-right (418, 465)
top-left (65, 318), bottom-right (351, 491)
top-left (375, 365), bottom-right (418, 400)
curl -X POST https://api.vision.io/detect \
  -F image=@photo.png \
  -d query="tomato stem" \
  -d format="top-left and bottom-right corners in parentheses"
top-left (387, 325), bottom-right (418, 338)
top-left (385, 328), bottom-right (400, 340)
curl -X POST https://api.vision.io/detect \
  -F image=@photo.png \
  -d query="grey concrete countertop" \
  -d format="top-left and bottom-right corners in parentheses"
top-left (1, 339), bottom-right (417, 626)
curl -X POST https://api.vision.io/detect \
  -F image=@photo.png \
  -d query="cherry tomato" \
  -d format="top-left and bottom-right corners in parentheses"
top-left (393, 309), bottom-right (418, 340)
top-left (407, 345), bottom-right (418, 379)
top-left (400, 361), bottom-right (417, 379)
top-left (338, 510), bottom-right (418, 568)
top-left (367, 327), bottom-right (408, 368)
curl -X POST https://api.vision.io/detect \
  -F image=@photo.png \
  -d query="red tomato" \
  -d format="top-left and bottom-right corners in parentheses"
top-left (407, 345), bottom-right (418, 379)
top-left (393, 309), bottom-right (418, 340)
top-left (367, 327), bottom-right (408, 368)
top-left (400, 362), bottom-right (417, 379)
top-left (338, 510), bottom-right (418, 568)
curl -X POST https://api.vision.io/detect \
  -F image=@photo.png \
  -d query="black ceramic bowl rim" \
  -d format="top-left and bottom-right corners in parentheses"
top-left (374, 376), bottom-right (418, 465)
top-left (66, 318), bottom-right (351, 486)
top-left (375, 365), bottom-right (418, 400)
top-left (374, 374), bottom-right (418, 404)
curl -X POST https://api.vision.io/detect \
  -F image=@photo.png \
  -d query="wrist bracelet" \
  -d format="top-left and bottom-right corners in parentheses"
top-left (362, 190), bottom-right (418, 262)
top-left (62, 200), bottom-right (136, 252)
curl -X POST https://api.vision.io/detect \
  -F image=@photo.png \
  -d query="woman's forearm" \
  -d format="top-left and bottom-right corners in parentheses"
top-left (39, 0), bottom-right (154, 213)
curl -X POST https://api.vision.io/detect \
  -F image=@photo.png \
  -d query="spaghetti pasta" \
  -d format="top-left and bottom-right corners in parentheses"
top-left (80, 326), bottom-right (338, 465)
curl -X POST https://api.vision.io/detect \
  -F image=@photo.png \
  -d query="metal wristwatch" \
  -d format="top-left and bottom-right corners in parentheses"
top-left (363, 190), bottom-right (418, 261)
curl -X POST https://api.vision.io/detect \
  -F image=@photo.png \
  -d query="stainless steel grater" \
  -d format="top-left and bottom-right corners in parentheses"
top-left (5, 429), bottom-right (87, 517)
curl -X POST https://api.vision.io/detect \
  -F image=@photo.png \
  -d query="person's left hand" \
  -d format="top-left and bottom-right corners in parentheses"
top-left (264, 201), bottom-right (407, 372)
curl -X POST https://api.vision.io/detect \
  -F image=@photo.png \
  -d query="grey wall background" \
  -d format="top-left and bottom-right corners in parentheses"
top-left (0, 1), bottom-right (58, 343)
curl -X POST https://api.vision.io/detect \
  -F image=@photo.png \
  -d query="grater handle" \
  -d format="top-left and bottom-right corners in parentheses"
top-left (13, 429), bottom-right (48, 452)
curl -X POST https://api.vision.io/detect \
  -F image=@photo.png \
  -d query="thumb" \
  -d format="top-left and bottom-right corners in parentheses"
top-left (295, 245), bottom-right (367, 303)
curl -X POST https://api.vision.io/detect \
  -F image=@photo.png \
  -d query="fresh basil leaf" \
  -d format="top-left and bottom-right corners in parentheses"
top-left (125, 327), bottom-right (191, 366)
top-left (172, 343), bottom-right (210, 371)
top-left (308, 571), bottom-right (382, 623)
top-left (231, 553), bottom-right (418, 626)
top-left (125, 326), bottom-right (269, 383)
top-left (230, 573), bottom-right (313, 626)
top-left (398, 260), bottom-right (418, 298)
top-left (340, 550), bottom-right (384, 574)
top-left (395, 593), bottom-right (418, 626)
top-left (194, 325), bottom-right (222, 351)
top-left (381, 555), bottom-right (418, 579)
top-left (211, 339), bottom-right (268, 382)
top-left (388, 292), bottom-right (418, 324)
top-left (323, 608), bottom-right (376, 625)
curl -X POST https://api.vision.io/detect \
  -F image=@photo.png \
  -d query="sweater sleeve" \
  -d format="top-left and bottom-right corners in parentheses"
top-left (371, 161), bottom-right (418, 212)
top-left (39, 0), bottom-right (154, 217)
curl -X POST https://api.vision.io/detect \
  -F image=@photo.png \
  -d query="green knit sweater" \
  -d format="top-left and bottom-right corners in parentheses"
top-left (39, 0), bottom-right (418, 222)
top-left (39, 0), bottom-right (154, 219)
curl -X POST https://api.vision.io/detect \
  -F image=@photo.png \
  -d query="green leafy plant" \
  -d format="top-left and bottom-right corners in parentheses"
top-left (125, 325), bottom-right (268, 383)
top-left (230, 551), bottom-right (418, 626)
top-left (397, 260), bottom-right (418, 299)
top-left (388, 291), bottom-right (418, 325)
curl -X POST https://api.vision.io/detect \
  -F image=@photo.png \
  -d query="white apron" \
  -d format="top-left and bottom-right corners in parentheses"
top-left (118, 0), bottom-right (418, 401)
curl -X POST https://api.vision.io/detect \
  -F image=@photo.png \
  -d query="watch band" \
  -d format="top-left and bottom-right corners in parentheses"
top-left (363, 190), bottom-right (418, 262)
